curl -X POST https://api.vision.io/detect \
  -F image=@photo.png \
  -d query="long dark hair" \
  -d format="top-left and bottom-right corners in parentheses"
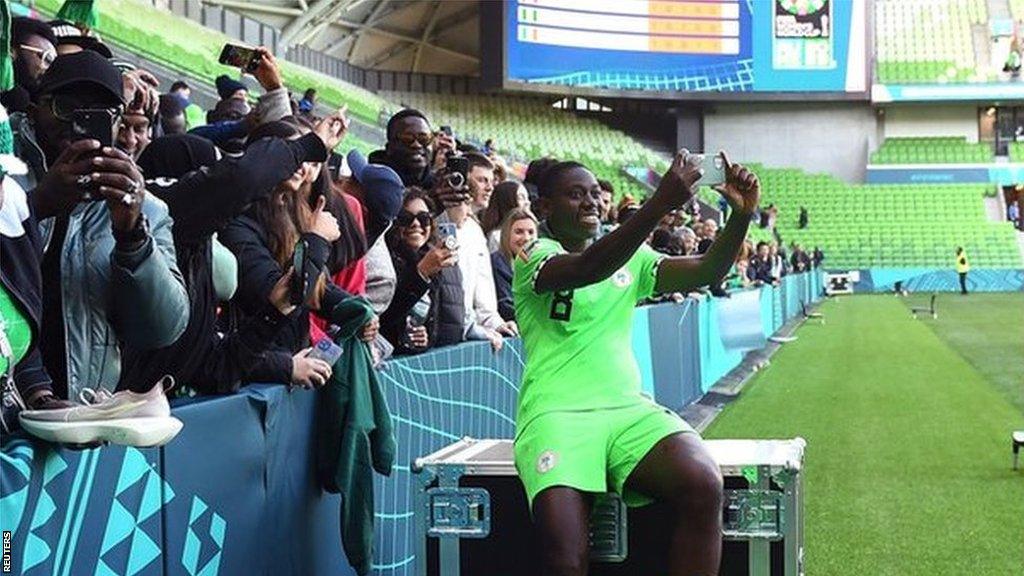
top-left (386, 187), bottom-right (437, 256)
top-left (247, 119), bottom-right (365, 273)
top-left (481, 180), bottom-right (524, 235)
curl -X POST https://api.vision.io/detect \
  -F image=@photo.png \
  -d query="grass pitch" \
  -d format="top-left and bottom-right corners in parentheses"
top-left (704, 294), bottom-right (1024, 575)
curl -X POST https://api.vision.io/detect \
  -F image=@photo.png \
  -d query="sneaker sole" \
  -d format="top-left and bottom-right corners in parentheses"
top-left (18, 416), bottom-right (184, 448)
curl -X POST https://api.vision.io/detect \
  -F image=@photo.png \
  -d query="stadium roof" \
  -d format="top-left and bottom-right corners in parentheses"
top-left (203, 0), bottom-right (480, 76)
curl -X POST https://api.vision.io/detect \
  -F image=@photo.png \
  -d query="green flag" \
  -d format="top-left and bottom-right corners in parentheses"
top-left (0, 0), bottom-right (13, 93)
top-left (56, 0), bottom-right (100, 30)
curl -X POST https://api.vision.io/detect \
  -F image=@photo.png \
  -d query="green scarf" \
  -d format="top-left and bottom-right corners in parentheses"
top-left (56, 0), bottom-right (100, 30)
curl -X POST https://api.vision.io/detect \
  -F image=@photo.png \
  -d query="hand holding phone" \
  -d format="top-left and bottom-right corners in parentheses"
top-left (437, 222), bottom-right (459, 252)
top-left (308, 337), bottom-right (344, 367)
top-left (289, 239), bottom-right (312, 306)
top-left (219, 43), bottom-right (259, 73)
top-left (694, 153), bottom-right (726, 187)
top-left (71, 109), bottom-right (115, 148)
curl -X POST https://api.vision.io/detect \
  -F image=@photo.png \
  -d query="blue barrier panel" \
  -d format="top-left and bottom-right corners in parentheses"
top-left (631, 306), bottom-right (656, 398)
top-left (697, 297), bottom-right (745, 393)
top-left (2, 273), bottom-right (826, 576)
top-left (372, 340), bottom-right (524, 575)
top-left (647, 300), bottom-right (701, 411)
top-left (854, 268), bottom-right (1024, 293)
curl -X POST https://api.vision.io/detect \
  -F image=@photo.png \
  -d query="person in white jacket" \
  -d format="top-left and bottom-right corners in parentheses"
top-left (436, 198), bottom-right (518, 351)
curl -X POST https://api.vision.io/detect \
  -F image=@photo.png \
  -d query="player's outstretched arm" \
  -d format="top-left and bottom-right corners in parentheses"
top-left (535, 151), bottom-right (702, 294)
top-left (655, 153), bottom-right (760, 294)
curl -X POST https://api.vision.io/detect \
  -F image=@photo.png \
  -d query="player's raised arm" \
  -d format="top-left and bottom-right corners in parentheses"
top-left (655, 152), bottom-right (760, 294)
top-left (533, 152), bottom-right (703, 294)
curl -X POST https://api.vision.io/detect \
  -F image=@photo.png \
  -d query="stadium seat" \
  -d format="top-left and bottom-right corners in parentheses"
top-left (875, 0), bottom-right (990, 84)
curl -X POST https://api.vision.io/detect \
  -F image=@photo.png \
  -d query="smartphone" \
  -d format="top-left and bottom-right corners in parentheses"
top-left (308, 336), bottom-right (344, 366)
top-left (439, 125), bottom-right (453, 137)
top-left (437, 222), bottom-right (459, 251)
top-left (218, 43), bottom-right (259, 72)
top-left (290, 238), bottom-right (310, 306)
top-left (695, 153), bottom-right (726, 187)
top-left (71, 109), bottom-right (115, 148)
top-left (444, 155), bottom-right (469, 189)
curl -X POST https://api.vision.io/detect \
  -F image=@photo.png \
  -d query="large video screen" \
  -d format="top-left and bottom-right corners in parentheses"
top-left (502, 0), bottom-right (868, 98)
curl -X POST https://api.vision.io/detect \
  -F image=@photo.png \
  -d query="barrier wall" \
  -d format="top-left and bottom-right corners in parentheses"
top-left (1, 273), bottom-right (823, 576)
top-left (851, 268), bottom-right (1024, 292)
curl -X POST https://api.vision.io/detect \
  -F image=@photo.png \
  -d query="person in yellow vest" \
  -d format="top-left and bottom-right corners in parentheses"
top-left (955, 247), bottom-right (970, 295)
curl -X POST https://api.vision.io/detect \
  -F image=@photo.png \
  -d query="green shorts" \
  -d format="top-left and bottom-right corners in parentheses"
top-left (514, 400), bottom-right (697, 509)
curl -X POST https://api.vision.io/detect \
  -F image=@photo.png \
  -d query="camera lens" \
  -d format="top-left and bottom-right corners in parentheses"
top-left (446, 172), bottom-right (465, 189)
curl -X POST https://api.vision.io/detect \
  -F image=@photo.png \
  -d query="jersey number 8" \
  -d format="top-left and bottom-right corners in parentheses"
top-left (549, 290), bottom-right (574, 321)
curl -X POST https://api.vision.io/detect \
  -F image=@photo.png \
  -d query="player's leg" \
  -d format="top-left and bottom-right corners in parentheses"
top-left (959, 272), bottom-right (968, 294)
top-left (624, 432), bottom-right (724, 576)
top-left (532, 487), bottom-right (594, 576)
top-left (515, 411), bottom-right (609, 575)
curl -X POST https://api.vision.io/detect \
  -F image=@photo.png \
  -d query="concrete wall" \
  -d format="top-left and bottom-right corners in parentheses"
top-left (703, 102), bottom-right (878, 183)
top-left (880, 105), bottom-right (979, 142)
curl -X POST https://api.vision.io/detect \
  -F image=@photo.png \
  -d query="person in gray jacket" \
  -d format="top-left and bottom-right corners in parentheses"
top-left (11, 50), bottom-right (188, 400)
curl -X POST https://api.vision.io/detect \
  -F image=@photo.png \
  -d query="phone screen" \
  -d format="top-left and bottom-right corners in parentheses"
top-left (219, 44), bottom-right (257, 71)
top-left (71, 109), bottom-right (115, 148)
top-left (290, 239), bottom-right (307, 305)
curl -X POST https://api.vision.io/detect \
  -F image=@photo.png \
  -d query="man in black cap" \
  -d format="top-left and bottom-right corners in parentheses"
top-left (48, 19), bottom-right (112, 58)
top-left (1, 17), bottom-right (58, 113)
top-left (9, 50), bottom-right (189, 400)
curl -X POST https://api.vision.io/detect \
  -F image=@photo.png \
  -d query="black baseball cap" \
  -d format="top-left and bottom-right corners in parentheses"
top-left (49, 20), bottom-right (113, 58)
top-left (36, 50), bottom-right (124, 105)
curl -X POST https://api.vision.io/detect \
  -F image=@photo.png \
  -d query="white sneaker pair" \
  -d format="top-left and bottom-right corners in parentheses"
top-left (18, 376), bottom-right (183, 448)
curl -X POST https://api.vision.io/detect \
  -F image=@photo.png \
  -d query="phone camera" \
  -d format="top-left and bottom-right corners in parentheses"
top-left (445, 171), bottom-right (466, 189)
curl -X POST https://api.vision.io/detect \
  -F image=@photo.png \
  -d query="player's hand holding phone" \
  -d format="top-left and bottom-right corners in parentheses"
top-left (652, 149), bottom-right (703, 211)
top-left (712, 151), bottom-right (760, 216)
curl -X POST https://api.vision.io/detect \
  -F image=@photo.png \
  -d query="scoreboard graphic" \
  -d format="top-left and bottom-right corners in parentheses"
top-left (503, 0), bottom-right (867, 96)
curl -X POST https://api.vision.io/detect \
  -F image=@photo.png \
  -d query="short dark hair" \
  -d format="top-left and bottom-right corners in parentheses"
top-left (170, 81), bottom-right (190, 92)
top-left (756, 241), bottom-right (769, 250)
top-left (386, 108), bottom-right (429, 141)
top-left (524, 157), bottom-right (559, 188)
top-left (303, 88), bottom-right (317, 99)
top-left (537, 161), bottom-right (588, 198)
top-left (464, 151), bottom-right (494, 172)
top-left (597, 179), bottom-right (614, 194)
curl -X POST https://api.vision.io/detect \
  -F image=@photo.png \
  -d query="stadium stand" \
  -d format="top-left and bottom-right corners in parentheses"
top-left (752, 164), bottom-right (1021, 269)
top-left (1009, 141), bottom-right (1024, 162)
top-left (870, 136), bottom-right (995, 164)
top-left (381, 91), bottom-right (669, 201)
top-left (875, 0), bottom-right (990, 84)
top-left (30, 0), bottom-right (388, 125)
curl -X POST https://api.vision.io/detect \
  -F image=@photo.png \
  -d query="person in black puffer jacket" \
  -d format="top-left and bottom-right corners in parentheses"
top-left (379, 188), bottom-right (464, 355)
top-left (220, 139), bottom-right (379, 388)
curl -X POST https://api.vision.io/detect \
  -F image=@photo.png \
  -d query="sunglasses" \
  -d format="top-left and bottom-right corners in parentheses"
top-left (397, 211), bottom-right (431, 228)
top-left (44, 95), bottom-right (123, 124)
top-left (397, 132), bottom-right (433, 148)
top-left (19, 44), bottom-right (56, 67)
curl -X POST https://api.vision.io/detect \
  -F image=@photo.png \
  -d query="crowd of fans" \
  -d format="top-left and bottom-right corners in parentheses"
top-left (0, 14), bottom-right (821, 438)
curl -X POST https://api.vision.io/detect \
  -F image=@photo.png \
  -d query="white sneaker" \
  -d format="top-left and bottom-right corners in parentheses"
top-left (19, 376), bottom-right (183, 448)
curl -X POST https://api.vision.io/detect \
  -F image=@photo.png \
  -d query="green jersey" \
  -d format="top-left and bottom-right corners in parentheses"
top-left (513, 238), bottom-right (663, 430)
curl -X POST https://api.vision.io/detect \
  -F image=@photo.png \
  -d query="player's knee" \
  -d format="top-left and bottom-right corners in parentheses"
top-left (678, 457), bottom-right (724, 514)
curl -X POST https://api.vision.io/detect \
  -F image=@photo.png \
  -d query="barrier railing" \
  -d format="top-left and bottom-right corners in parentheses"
top-left (1, 272), bottom-right (823, 576)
